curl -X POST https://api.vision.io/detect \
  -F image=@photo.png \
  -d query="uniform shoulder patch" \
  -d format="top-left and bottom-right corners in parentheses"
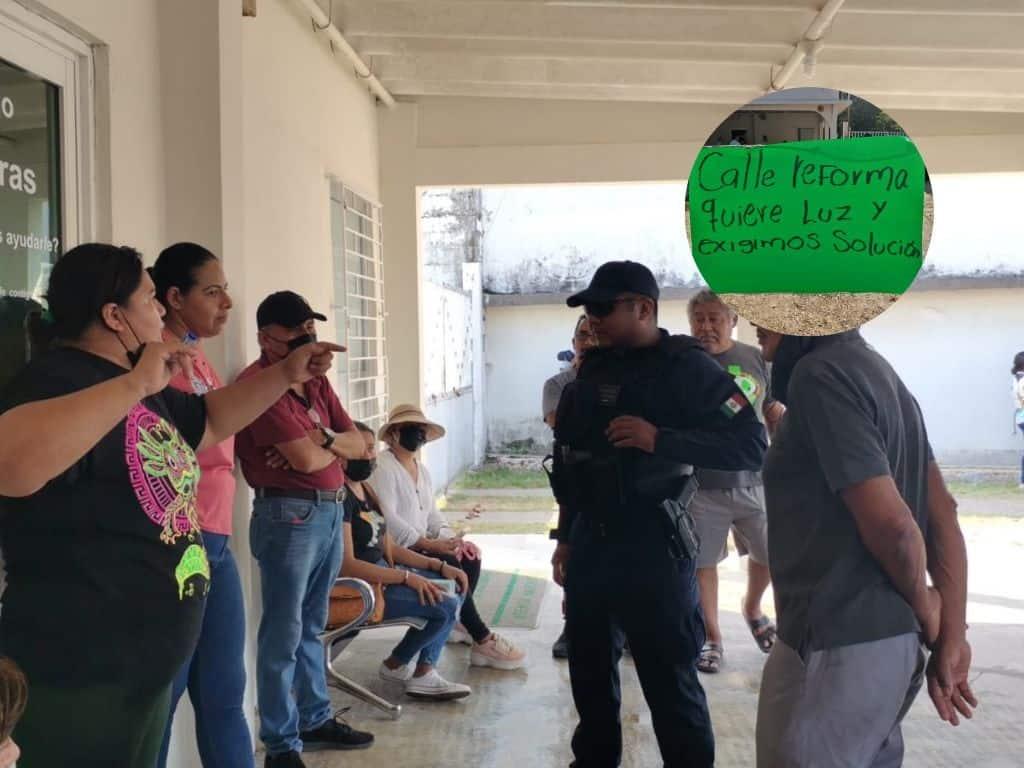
top-left (720, 391), bottom-right (748, 418)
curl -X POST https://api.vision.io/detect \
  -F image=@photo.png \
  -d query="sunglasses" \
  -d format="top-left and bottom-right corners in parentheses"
top-left (584, 298), bottom-right (633, 318)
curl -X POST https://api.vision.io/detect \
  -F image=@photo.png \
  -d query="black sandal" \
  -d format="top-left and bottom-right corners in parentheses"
top-left (745, 614), bottom-right (777, 654)
top-left (697, 642), bottom-right (724, 674)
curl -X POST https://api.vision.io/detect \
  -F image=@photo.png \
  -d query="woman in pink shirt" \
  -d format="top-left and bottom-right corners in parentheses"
top-left (152, 243), bottom-right (254, 768)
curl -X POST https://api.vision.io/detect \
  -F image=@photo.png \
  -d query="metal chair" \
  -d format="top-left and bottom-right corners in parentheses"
top-left (320, 576), bottom-right (428, 720)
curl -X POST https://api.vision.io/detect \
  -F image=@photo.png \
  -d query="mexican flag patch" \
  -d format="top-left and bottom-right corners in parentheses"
top-left (720, 392), bottom-right (747, 418)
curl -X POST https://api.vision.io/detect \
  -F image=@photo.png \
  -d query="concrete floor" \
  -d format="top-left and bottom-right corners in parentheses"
top-left (298, 519), bottom-right (1024, 768)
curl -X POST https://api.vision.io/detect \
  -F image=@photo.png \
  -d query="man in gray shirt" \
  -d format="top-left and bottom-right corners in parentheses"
top-left (688, 291), bottom-right (783, 673)
top-left (542, 315), bottom-right (594, 658)
top-left (755, 329), bottom-right (977, 767)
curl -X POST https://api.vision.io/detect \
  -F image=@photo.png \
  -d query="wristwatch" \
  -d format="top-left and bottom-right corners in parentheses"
top-left (320, 427), bottom-right (336, 450)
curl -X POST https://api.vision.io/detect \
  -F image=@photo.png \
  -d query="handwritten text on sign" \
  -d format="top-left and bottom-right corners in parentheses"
top-left (687, 136), bottom-right (926, 294)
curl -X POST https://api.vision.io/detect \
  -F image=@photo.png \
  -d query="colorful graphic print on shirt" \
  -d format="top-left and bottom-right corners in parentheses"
top-left (727, 364), bottom-right (762, 406)
top-left (360, 508), bottom-right (386, 550)
top-left (125, 404), bottom-right (210, 599)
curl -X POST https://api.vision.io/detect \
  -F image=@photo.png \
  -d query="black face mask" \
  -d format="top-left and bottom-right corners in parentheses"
top-left (345, 459), bottom-right (376, 483)
top-left (286, 332), bottom-right (317, 351)
top-left (112, 312), bottom-right (145, 369)
top-left (398, 426), bottom-right (428, 452)
top-left (126, 343), bottom-right (146, 368)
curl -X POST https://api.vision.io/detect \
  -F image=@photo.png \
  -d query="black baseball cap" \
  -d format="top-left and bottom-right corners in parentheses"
top-left (566, 261), bottom-right (660, 308)
top-left (256, 291), bottom-right (327, 329)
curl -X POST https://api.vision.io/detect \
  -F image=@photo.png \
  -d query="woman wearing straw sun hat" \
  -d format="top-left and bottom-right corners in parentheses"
top-left (371, 404), bottom-right (527, 671)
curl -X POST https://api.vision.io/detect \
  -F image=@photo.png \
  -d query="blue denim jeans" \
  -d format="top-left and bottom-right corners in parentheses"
top-left (1019, 424), bottom-right (1024, 483)
top-left (381, 563), bottom-right (462, 668)
top-left (250, 497), bottom-right (343, 756)
top-left (157, 533), bottom-right (254, 768)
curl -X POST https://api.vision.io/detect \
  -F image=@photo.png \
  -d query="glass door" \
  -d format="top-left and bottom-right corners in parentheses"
top-left (0, 56), bottom-right (61, 390)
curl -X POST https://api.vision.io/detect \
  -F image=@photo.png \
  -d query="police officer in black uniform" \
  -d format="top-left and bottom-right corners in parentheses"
top-left (548, 261), bottom-right (767, 768)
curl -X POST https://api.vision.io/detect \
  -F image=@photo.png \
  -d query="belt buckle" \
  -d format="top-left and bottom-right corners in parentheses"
top-left (320, 488), bottom-right (345, 504)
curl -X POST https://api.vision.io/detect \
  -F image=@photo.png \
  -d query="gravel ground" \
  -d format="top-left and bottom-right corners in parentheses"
top-left (719, 291), bottom-right (901, 335)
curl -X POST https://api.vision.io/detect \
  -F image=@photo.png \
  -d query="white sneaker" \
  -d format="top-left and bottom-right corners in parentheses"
top-left (470, 633), bottom-right (527, 671)
top-left (405, 669), bottom-right (472, 701)
top-left (378, 659), bottom-right (415, 683)
top-left (446, 623), bottom-right (473, 646)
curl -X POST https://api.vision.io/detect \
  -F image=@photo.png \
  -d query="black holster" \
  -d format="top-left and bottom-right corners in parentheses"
top-left (543, 442), bottom-right (590, 509)
top-left (541, 452), bottom-right (565, 506)
top-left (659, 475), bottom-right (701, 561)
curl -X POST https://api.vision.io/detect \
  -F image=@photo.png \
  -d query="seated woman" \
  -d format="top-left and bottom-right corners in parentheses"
top-left (341, 422), bottom-right (472, 701)
top-left (371, 405), bottom-right (527, 671)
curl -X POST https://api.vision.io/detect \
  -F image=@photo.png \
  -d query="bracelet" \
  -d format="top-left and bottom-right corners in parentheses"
top-left (438, 562), bottom-right (446, 577)
top-left (403, 570), bottom-right (409, 585)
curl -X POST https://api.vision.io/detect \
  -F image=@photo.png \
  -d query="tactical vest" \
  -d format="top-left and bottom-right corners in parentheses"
top-left (552, 333), bottom-right (701, 516)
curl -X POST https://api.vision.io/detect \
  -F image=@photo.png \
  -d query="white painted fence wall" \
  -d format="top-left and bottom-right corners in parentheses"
top-left (485, 289), bottom-right (1024, 467)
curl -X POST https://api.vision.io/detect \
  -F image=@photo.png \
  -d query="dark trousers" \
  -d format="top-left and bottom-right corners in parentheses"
top-left (15, 682), bottom-right (172, 768)
top-left (565, 518), bottom-right (714, 768)
top-left (158, 533), bottom-right (254, 768)
top-left (436, 551), bottom-right (490, 643)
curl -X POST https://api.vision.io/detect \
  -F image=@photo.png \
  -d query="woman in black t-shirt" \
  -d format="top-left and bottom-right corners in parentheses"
top-left (0, 244), bottom-right (343, 768)
top-left (340, 423), bottom-right (473, 701)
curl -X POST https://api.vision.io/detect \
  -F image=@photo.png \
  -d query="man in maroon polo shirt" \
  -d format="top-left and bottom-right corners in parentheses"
top-left (236, 291), bottom-right (372, 768)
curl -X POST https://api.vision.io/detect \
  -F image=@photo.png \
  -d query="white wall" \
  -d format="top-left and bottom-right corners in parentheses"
top-left (862, 287), bottom-right (1024, 466)
top-left (484, 299), bottom-right (697, 451)
top-left (424, 392), bottom-right (477, 491)
top-left (485, 288), bottom-right (1024, 466)
top-left (420, 265), bottom-right (485, 488)
top-left (240, 0), bottom-right (380, 356)
top-left (481, 184), bottom-right (697, 293)
top-left (32, 0), bottom-right (167, 253)
top-left (468, 173), bottom-right (1024, 294)
top-left (379, 103), bottom-right (423, 407)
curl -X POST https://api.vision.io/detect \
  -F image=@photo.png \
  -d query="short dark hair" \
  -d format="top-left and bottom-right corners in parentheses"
top-left (1013, 351), bottom-right (1024, 375)
top-left (29, 243), bottom-right (145, 349)
top-left (151, 242), bottom-right (218, 309)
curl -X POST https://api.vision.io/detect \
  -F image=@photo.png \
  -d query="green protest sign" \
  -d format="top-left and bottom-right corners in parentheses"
top-left (687, 136), bottom-right (926, 294)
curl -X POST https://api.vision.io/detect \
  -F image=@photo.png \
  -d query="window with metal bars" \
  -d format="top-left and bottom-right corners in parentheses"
top-left (330, 180), bottom-right (389, 433)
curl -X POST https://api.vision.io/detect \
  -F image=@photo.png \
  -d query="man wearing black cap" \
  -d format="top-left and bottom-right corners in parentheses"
top-left (236, 291), bottom-right (373, 768)
top-left (549, 261), bottom-right (766, 768)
